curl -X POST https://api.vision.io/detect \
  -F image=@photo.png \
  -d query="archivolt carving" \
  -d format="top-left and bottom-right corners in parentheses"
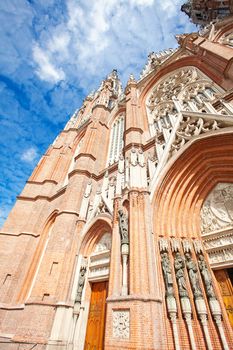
top-left (201, 183), bottom-right (233, 233)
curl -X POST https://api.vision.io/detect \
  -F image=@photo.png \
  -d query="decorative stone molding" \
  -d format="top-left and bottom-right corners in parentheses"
top-left (89, 250), bottom-right (111, 282)
top-left (207, 249), bottom-right (233, 268)
top-left (159, 238), bottom-right (169, 252)
top-left (171, 238), bottom-right (180, 252)
top-left (193, 240), bottom-right (203, 255)
top-left (113, 310), bottom-right (130, 339)
top-left (139, 48), bottom-right (177, 81)
top-left (182, 239), bottom-right (192, 253)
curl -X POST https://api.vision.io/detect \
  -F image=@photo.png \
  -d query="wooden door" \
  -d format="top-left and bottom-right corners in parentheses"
top-left (214, 269), bottom-right (233, 327)
top-left (84, 281), bottom-right (108, 350)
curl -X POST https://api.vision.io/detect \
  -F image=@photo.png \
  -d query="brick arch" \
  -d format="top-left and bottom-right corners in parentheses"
top-left (80, 216), bottom-right (112, 256)
top-left (152, 132), bottom-right (233, 238)
top-left (17, 210), bottom-right (58, 302)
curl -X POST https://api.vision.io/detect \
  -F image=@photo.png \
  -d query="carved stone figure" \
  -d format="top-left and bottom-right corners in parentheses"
top-left (75, 265), bottom-right (87, 303)
top-left (198, 254), bottom-right (215, 298)
top-left (161, 252), bottom-right (174, 297)
top-left (185, 253), bottom-right (202, 298)
top-left (118, 209), bottom-right (129, 244)
top-left (174, 252), bottom-right (188, 297)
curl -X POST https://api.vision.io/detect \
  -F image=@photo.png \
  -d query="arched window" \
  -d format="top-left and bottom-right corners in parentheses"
top-left (146, 67), bottom-right (224, 138)
top-left (108, 115), bottom-right (124, 165)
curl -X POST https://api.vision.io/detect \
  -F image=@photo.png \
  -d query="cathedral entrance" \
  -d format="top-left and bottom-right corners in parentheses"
top-left (214, 269), bottom-right (233, 327)
top-left (84, 281), bottom-right (108, 350)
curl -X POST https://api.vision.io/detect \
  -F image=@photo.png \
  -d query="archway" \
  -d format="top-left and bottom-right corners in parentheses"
top-left (72, 218), bottom-right (112, 350)
top-left (152, 132), bottom-right (233, 348)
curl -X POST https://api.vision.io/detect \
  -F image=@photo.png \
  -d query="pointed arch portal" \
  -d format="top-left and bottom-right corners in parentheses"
top-left (153, 131), bottom-right (233, 328)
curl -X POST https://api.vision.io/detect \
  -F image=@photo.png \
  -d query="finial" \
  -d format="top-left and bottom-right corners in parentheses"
top-left (127, 73), bottom-right (136, 84)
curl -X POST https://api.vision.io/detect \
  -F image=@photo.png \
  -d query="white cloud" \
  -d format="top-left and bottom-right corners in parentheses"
top-left (130, 0), bottom-right (154, 6)
top-left (21, 147), bottom-right (38, 163)
top-left (32, 44), bottom-right (65, 83)
top-left (32, 0), bottom-right (196, 88)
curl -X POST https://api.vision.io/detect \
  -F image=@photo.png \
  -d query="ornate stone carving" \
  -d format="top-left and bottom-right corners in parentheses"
top-left (208, 249), bottom-right (233, 265)
top-left (171, 238), bottom-right (180, 252)
top-left (204, 234), bottom-right (233, 249)
top-left (94, 233), bottom-right (112, 253)
top-left (198, 254), bottom-right (215, 298)
top-left (118, 210), bottom-right (129, 245)
top-left (140, 49), bottom-right (177, 81)
top-left (174, 252), bottom-right (188, 298)
top-left (185, 253), bottom-right (203, 298)
top-left (193, 240), bottom-right (203, 254)
top-left (182, 239), bottom-right (192, 253)
top-left (161, 252), bottom-right (174, 297)
top-left (170, 115), bottom-right (222, 156)
top-left (159, 238), bottom-right (169, 252)
top-left (113, 310), bottom-right (130, 339)
top-left (201, 183), bottom-right (233, 233)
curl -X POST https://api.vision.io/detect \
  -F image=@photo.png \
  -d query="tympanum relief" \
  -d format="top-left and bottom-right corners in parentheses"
top-left (201, 183), bottom-right (233, 233)
top-left (201, 183), bottom-right (233, 268)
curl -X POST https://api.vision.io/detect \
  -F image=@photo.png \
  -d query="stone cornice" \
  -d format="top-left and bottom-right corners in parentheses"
top-left (107, 295), bottom-right (162, 303)
top-left (0, 231), bottom-right (39, 237)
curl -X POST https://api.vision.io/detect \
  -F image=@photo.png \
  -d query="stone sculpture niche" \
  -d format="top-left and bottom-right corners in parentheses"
top-left (161, 252), bottom-right (174, 297)
top-left (75, 264), bottom-right (87, 304)
top-left (185, 253), bottom-right (203, 298)
top-left (118, 209), bottom-right (129, 296)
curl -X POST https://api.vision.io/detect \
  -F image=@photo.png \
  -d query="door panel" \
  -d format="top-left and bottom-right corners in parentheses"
top-left (214, 269), bottom-right (233, 327)
top-left (84, 281), bottom-right (108, 350)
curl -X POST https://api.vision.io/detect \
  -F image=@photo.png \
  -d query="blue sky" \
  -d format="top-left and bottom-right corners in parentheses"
top-left (0, 0), bottom-right (196, 226)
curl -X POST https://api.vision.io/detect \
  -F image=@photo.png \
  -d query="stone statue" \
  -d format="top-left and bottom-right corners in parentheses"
top-left (185, 253), bottom-right (202, 298)
top-left (75, 265), bottom-right (87, 303)
top-left (198, 254), bottom-right (215, 298)
top-left (174, 252), bottom-right (188, 298)
top-left (118, 209), bottom-right (129, 245)
top-left (161, 252), bottom-right (174, 297)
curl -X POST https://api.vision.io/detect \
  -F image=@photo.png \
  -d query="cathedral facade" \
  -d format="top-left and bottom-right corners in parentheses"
top-left (0, 14), bottom-right (233, 350)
